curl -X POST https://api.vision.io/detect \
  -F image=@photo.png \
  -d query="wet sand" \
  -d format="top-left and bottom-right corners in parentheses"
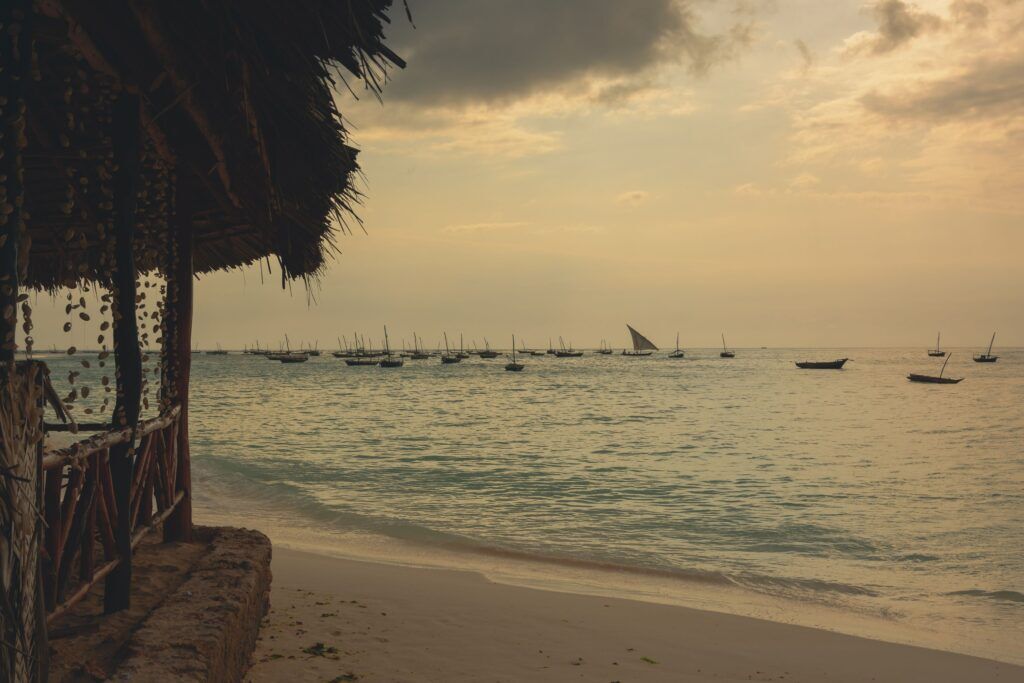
top-left (246, 547), bottom-right (1021, 682)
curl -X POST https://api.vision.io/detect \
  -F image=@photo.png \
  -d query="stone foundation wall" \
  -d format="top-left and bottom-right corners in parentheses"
top-left (110, 526), bottom-right (272, 682)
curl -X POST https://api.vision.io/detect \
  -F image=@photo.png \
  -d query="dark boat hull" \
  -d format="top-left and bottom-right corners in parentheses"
top-left (973, 355), bottom-right (998, 363)
top-left (379, 359), bottom-right (404, 368)
top-left (668, 352), bottom-right (685, 359)
top-left (555, 351), bottom-right (584, 357)
top-left (720, 352), bottom-right (735, 358)
top-left (345, 358), bottom-right (378, 366)
top-left (621, 351), bottom-right (653, 357)
top-left (907, 373), bottom-right (962, 384)
top-left (279, 356), bottom-right (308, 364)
top-left (927, 351), bottom-right (946, 357)
top-left (795, 358), bottom-right (849, 369)
top-left (479, 351), bottom-right (499, 359)
top-left (440, 356), bottom-right (461, 364)
top-left (505, 362), bottom-right (524, 372)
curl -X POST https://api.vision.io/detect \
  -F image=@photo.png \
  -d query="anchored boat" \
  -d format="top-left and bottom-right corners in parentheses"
top-left (795, 358), bottom-right (849, 369)
top-left (908, 353), bottom-right (962, 384)
top-left (505, 335), bottom-right (525, 372)
top-left (668, 333), bottom-right (685, 359)
top-left (973, 332), bottom-right (998, 363)
top-left (378, 326), bottom-right (404, 368)
top-left (927, 332), bottom-right (945, 357)
top-left (720, 333), bottom-right (735, 358)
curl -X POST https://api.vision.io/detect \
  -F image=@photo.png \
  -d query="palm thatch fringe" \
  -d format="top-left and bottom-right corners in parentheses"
top-left (0, 363), bottom-right (45, 682)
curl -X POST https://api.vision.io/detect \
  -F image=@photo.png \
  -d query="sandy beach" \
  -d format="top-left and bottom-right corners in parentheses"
top-left (245, 547), bottom-right (1022, 682)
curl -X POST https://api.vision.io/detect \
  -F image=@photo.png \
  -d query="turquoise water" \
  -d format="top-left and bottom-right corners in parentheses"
top-left (43, 347), bottom-right (1024, 662)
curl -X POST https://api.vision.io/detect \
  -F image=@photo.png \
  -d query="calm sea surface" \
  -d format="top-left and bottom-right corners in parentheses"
top-left (49, 347), bottom-right (1024, 662)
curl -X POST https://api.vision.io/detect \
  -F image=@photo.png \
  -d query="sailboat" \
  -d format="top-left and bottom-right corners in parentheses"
top-left (908, 353), bottom-right (963, 384)
top-left (456, 333), bottom-right (470, 359)
top-left (555, 336), bottom-right (583, 357)
top-left (479, 338), bottom-right (499, 359)
top-left (409, 332), bottom-right (430, 360)
top-left (720, 333), bottom-right (735, 358)
top-left (206, 343), bottom-right (228, 355)
top-left (973, 332), bottom-right (998, 363)
top-left (622, 324), bottom-right (657, 357)
top-left (378, 326), bottom-right (404, 368)
top-left (441, 332), bottom-right (461, 364)
top-left (668, 333), bottom-right (685, 359)
top-left (546, 338), bottom-right (557, 355)
top-left (928, 332), bottom-right (945, 357)
top-left (307, 340), bottom-right (321, 357)
top-left (519, 338), bottom-right (542, 356)
top-left (595, 339), bottom-right (613, 355)
top-left (505, 335), bottom-right (524, 372)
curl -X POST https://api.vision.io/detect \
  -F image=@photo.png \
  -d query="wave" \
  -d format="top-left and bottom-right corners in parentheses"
top-left (947, 589), bottom-right (1024, 604)
top-left (193, 455), bottom-right (882, 604)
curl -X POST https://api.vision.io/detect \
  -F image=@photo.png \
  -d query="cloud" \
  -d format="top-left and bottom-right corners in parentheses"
top-left (383, 1), bottom-right (755, 107)
top-left (950, 0), bottom-right (989, 29)
top-left (615, 190), bottom-right (652, 206)
top-left (788, 173), bottom-right (820, 189)
top-left (794, 39), bottom-right (815, 69)
top-left (861, 54), bottom-right (1024, 120)
top-left (843, 1), bottom-right (943, 56)
top-left (442, 221), bottom-right (530, 234)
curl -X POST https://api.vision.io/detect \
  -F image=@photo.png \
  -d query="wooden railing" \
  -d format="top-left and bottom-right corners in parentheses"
top-left (40, 404), bottom-right (183, 624)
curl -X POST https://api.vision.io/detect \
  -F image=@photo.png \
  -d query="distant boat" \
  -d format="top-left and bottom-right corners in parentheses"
top-left (668, 333), bottom-right (685, 359)
top-left (441, 332), bottom-right (461, 364)
top-left (622, 324), bottom-right (657, 357)
top-left (546, 338), bottom-right (557, 355)
top-left (456, 333), bottom-right (470, 359)
top-left (973, 332), bottom-right (998, 363)
top-left (409, 332), bottom-right (430, 360)
top-left (378, 326), bottom-right (404, 368)
top-left (479, 338), bottom-right (499, 359)
top-left (278, 353), bottom-right (309, 364)
top-left (927, 332), bottom-right (945, 357)
top-left (795, 358), bottom-right (849, 369)
top-left (720, 333), bottom-right (735, 358)
top-left (555, 336), bottom-right (584, 357)
top-left (595, 339), bottom-right (613, 355)
top-left (505, 335), bottom-right (524, 372)
top-left (206, 343), bottom-right (228, 355)
top-left (307, 341), bottom-right (321, 357)
top-left (908, 353), bottom-right (962, 384)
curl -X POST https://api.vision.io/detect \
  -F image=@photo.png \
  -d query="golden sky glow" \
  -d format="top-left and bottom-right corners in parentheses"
top-left (37, 1), bottom-right (1024, 349)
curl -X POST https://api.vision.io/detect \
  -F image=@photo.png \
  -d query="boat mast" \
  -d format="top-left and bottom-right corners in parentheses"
top-left (512, 335), bottom-right (517, 363)
top-left (940, 353), bottom-right (952, 379)
top-left (383, 325), bottom-right (392, 357)
top-left (721, 333), bottom-right (727, 352)
top-left (987, 332), bottom-right (995, 356)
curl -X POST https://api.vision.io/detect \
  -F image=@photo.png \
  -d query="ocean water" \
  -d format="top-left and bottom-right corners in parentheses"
top-left (46, 347), bottom-right (1024, 663)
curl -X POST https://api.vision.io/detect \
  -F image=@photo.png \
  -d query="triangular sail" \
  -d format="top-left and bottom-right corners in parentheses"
top-left (626, 324), bottom-right (658, 351)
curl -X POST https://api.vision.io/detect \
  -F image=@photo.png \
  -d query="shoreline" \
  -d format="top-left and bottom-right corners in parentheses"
top-left (248, 544), bottom-right (1022, 682)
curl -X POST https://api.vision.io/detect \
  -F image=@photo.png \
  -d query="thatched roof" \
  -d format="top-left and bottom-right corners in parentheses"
top-left (21, 0), bottom-right (405, 289)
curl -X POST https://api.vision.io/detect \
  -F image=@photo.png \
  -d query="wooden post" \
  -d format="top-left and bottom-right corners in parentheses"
top-left (164, 213), bottom-right (193, 542)
top-left (104, 91), bottom-right (143, 614)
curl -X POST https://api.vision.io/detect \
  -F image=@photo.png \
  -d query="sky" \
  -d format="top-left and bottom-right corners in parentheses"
top-left (36, 0), bottom-right (1024, 350)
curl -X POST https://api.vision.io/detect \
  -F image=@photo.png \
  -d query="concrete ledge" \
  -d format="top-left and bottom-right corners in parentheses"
top-left (110, 526), bottom-right (272, 682)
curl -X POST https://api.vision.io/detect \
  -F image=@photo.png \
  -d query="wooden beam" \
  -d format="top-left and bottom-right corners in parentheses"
top-left (104, 91), bottom-right (143, 614)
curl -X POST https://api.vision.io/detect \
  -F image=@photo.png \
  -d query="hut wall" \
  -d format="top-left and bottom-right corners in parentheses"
top-left (0, 363), bottom-right (46, 682)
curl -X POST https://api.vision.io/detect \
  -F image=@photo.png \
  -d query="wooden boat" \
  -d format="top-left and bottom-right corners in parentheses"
top-left (455, 333), bottom-right (470, 359)
top-left (441, 332), bottom-right (461, 364)
top-left (408, 332), bottom-right (430, 359)
top-left (622, 324), bottom-right (657, 357)
top-left (973, 332), bottom-right (998, 363)
top-left (720, 333), bottom-right (735, 358)
top-left (278, 353), bottom-right (309, 363)
top-left (479, 339), bottom-right (499, 359)
top-left (345, 356), bottom-right (378, 366)
top-left (546, 339), bottom-right (557, 355)
top-left (555, 337), bottom-right (583, 357)
top-left (795, 358), bottom-right (849, 369)
top-left (378, 326), bottom-right (404, 368)
top-left (668, 333), bottom-right (685, 359)
top-left (595, 339), bottom-right (613, 355)
top-left (927, 332), bottom-right (945, 357)
top-left (908, 353), bottom-right (962, 384)
top-left (206, 343), bottom-right (228, 355)
top-left (505, 335), bottom-right (524, 372)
